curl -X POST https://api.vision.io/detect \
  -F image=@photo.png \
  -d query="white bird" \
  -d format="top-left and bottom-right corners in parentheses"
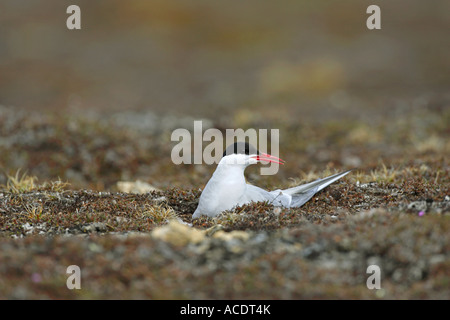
top-left (192, 142), bottom-right (352, 218)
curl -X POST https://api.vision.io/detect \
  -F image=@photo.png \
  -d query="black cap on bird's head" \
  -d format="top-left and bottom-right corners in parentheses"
top-left (222, 142), bottom-right (285, 164)
top-left (222, 142), bottom-right (259, 157)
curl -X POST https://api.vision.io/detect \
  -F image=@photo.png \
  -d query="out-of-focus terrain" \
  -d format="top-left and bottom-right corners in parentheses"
top-left (0, 1), bottom-right (448, 299)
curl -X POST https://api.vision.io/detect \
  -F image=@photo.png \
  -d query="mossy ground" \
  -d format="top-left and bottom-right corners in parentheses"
top-left (0, 98), bottom-right (448, 299)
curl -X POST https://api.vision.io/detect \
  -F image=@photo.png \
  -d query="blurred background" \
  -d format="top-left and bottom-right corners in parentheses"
top-left (0, 0), bottom-right (448, 190)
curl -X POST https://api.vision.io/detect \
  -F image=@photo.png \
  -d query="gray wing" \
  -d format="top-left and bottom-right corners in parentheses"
top-left (242, 169), bottom-right (352, 208)
top-left (288, 186), bottom-right (319, 207)
top-left (281, 169), bottom-right (352, 207)
top-left (282, 170), bottom-right (352, 195)
top-left (242, 184), bottom-right (292, 206)
top-left (241, 184), bottom-right (275, 204)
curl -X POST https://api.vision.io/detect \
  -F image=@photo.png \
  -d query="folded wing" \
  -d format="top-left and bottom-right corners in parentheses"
top-left (243, 169), bottom-right (352, 208)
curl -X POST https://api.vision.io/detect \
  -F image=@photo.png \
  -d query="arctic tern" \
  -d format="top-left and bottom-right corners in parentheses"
top-left (192, 142), bottom-right (351, 218)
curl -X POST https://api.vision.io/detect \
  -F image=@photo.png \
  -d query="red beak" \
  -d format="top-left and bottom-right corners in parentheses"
top-left (251, 153), bottom-right (285, 164)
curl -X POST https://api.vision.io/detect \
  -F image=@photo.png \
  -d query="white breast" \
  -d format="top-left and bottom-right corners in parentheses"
top-left (193, 161), bottom-right (247, 218)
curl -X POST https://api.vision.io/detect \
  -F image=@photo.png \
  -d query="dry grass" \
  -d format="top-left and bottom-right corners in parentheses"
top-left (139, 203), bottom-right (178, 224)
top-left (41, 179), bottom-right (71, 192)
top-left (4, 170), bottom-right (37, 193)
top-left (24, 203), bottom-right (46, 222)
top-left (2, 169), bottom-right (70, 194)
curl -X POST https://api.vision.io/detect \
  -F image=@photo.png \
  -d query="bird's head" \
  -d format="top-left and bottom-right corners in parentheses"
top-left (221, 142), bottom-right (284, 167)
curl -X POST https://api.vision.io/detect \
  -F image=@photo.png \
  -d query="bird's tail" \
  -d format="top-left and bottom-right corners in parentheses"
top-left (282, 169), bottom-right (352, 207)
